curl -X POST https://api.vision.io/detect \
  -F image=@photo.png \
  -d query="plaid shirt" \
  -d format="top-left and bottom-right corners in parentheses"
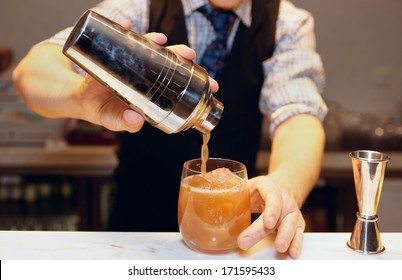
top-left (45, 0), bottom-right (327, 136)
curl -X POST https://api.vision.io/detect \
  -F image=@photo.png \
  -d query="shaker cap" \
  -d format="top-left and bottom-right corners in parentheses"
top-left (194, 98), bottom-right (224, 134)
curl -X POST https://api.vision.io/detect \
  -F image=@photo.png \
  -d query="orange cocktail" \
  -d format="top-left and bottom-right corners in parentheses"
top-left (178, 158), bottom-right (250, 253)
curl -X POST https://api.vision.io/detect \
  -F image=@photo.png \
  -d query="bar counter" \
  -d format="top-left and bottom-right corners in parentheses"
top-left (1, 231), bottom-right (401, 260)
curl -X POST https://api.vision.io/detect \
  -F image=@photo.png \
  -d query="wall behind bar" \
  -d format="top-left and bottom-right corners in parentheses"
top-left (0, 0), bottom-right (98, 62)
top-left (1, 0), bottom-right (402, 119)
top-left (293, 0), bottom-right (402, 119)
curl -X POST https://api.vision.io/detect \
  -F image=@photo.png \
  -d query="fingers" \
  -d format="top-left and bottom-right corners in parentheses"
top-left (238, 209), bottom-right (305, 259)
top-left (288, 222), bottom-right (305, 259)
top-left (260, 187), bottom-right (282, 229)
top-left (237, 214), bottom-right (274, 250)
top-left (119, 19), bottom-right (132, 29)
top-left (236, 189), bottom-right (282, 250)
top-left (274, 209), bottom-right (305, 257)
top-left (144, 32), bottom-right (219, 94)
top-left (240, 177), bottom-right (306, 258)
top-left (209, 77), bottom-right (219, 93)
top-left (166, 45), bottom-right (219, 94)
top-left (165, 45), bottom-right (219, 93)
top-left (145, 32), bottom-right (195, 60)
top-left (277, 213), bottom-right (305, 259)
top-left (144, 32), bottom-right (168, 45)
top-left (248, 177), bottom-right (281, 226)
top-left (166, 44), bottom-right (196, 61)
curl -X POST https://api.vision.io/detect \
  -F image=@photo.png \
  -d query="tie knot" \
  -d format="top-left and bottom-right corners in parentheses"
top-left (197, 6), bottom-right (237, 33)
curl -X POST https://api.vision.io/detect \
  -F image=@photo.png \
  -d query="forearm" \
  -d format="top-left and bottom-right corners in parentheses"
top-left (12, 44), bottom-right (83, 120)
top-left (268, 114), bottom-right (325, 207)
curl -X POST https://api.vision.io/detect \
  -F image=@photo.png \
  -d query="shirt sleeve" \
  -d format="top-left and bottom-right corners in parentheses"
top-left (259, 0), bottom-right (328, 137)
top-left (38, 0), bottom-right (149, 47)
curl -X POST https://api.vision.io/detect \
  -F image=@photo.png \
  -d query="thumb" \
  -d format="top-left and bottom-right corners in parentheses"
top-left (122, 109), bottom-right (145, 133)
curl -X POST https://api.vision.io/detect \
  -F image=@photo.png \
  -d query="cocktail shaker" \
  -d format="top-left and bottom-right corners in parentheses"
top-left (63, 10), bottom-right (223, 134)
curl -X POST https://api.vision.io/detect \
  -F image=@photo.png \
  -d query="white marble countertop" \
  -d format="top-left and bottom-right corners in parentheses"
top-left (1, 231), bottom-right (401, 260)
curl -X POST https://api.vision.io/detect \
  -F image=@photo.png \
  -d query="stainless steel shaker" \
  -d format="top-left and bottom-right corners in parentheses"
top-left (63, 10), bottom-right (223, 134)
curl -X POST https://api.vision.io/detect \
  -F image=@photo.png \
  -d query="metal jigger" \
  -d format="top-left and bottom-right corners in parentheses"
top-left (347, 150), bottom-right (390, 254)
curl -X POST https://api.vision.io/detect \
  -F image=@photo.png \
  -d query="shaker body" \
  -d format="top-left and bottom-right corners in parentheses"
top-left (63, 10), bottom-right (223, 134)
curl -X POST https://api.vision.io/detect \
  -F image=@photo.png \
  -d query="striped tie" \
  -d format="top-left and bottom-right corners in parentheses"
top-left (197, 6), bottom-right (237, 81)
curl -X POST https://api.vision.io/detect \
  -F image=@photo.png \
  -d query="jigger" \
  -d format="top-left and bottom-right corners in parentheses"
top-left (347, 150), bottom-right (390, 254)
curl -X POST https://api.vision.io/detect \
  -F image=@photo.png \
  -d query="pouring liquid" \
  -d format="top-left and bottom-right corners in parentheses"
top-left (201, 132), bottom-right (210, 174)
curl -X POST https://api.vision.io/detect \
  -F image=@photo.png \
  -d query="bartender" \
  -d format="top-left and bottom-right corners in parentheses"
top-left (12, 0), bottom-right (327, 259)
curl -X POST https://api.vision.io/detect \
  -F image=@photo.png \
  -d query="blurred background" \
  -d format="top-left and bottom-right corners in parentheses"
top-left (1, 0), bottom-right (401, 233)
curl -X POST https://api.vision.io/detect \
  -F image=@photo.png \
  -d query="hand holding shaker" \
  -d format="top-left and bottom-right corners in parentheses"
top-left (63, 10), bottom-right (223, 134)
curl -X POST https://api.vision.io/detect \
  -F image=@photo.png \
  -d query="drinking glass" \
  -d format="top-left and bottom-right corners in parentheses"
top-left (178, 158), bottom-right (250, 253)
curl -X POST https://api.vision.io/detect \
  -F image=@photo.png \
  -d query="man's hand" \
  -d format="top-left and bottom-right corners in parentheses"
top-left (237, 174), bottom-right (305, 259)
top-left (76, 32), bottom-right (219, 133)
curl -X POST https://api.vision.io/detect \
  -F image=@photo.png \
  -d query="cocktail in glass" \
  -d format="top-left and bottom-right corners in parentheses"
top-left (178, 158), bottom-right (250, 254)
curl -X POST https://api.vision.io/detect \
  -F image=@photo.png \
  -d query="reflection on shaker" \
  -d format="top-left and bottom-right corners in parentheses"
top-left (63, 10), bottom-right (223, 134)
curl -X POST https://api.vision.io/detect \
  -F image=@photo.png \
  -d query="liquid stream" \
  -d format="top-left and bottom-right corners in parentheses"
top-left (201, 132), bottom-right (210, 174)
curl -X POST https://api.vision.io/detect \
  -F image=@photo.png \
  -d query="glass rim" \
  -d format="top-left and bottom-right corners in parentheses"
top-left (183, 157), bottom-right (247, 175)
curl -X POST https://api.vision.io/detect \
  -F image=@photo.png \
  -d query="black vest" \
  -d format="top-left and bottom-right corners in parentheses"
top-left (110, 0), bottom-right (279, 231)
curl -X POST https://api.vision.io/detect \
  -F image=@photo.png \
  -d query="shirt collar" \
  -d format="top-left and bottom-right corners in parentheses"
top-left (182, 0), bottom-right (252, 27)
